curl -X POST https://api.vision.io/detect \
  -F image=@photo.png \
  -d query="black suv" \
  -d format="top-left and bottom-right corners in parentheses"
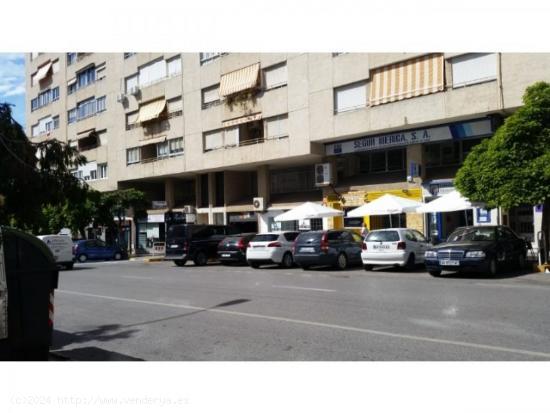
top-left (293, 229), bottom-right (363, 270)
top-left (424, 225), bottom-right (529, 277)
top-left (165, 224), bottom-right (239, 266)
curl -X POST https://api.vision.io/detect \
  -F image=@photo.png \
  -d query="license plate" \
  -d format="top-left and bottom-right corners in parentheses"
top-left (439, 259), bottom-right (460, 266)
top-left (300, 247), bottom-right (315, 253)
top-left (170, 244), bottom-right (179, 248)
top-left (221, 253), bottom-right (231, 257)
top-left (373, 244), bottom-right (390, 249)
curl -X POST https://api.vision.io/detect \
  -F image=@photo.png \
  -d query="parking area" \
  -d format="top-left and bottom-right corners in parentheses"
top-left (52, 259), bottom-right (550, 361)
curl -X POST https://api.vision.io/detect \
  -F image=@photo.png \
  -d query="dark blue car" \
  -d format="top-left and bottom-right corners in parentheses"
top-left (73, 239), bottom-right (124, 263)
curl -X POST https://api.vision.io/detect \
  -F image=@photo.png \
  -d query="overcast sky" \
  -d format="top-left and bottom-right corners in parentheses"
top-left (0, 53), bottom-right (25, 127)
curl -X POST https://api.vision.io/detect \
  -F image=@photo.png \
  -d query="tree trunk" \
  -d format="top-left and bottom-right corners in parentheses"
top-left (542, 200), bottom-right (550, 264)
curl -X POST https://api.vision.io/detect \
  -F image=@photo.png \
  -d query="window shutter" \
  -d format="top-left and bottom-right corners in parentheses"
top-left (335, 82), bottom-right (367, 112)
top-left (451, 53), bottom-right (497, 87)
top-left (264, 64), bottom-right (287, 89)
top-left (204, 130), bottom-right (223, 150)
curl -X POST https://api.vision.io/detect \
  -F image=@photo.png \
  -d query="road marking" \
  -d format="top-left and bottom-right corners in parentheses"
top-left (272, 285), bottom-right (336, 293)
top-left (57, 289), bottom-right (550, 360)
top-left (474, 282), bottom-right (550, 290)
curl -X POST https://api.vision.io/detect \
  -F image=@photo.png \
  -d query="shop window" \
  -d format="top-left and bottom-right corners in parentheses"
top-left (371, 151), bottom-right (386, 172)
top-left (215, 172), bottom-right (224, 207)
top-left (270, 166), bottom-right (315, 194)
top-left (461, 138), bottom-right (481, 160)
top-left (310, 218), bottom-right (323, 230)
top-left (200, 174), bottom-right (209, 208)
top-left (357, 148), bottom-right (406, 174)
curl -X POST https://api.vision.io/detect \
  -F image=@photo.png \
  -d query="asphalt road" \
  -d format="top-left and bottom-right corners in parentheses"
top-left (50, 259), bottom-right (550, 361)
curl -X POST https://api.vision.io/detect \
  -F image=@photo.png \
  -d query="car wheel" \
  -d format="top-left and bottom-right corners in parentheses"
top-left (405, 253), bottom-right (415, 271)
top-left (280, 252), bottom-right (294, 268)
top-left (429, 270), bottom-right (442, 277)
top-left (336, 253), bottom-right (348, 270)
top-left (488, 258), bottom-right (498, 276)
top-left (65, 262), bottom-right (74, 270)
top-left (248, 261), bottom-right (260, 269)
top-left (77, 254), bottom-right (88, 263)
top-left (114, 252), bottom-right (122, 261)
top-left (363, 264), bottom-right (373, 271)
top-left (516, 253), bottom-right (526, 269)
top-left (193, 251), bottom-right (208, 266)
top-left (174, 260), bottom-right (187, 267)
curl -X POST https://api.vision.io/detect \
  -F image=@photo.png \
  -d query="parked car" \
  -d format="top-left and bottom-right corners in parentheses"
top-left (165, 224), bottom-right (239, 266)
top-left (293, 230), bottom-right (363, 270)
top-left (361, 228), bottom-right (431, 271)
top-left (424, 225), bottom-right (529, 277)
top-left (73, 239), bottom-right (124, 263)
top-left (37, 234), bottom-right (74, 270)
top-left (217, 233), bottom-right (257, 265)
top-left (246, 232), bottom-right (299, 268)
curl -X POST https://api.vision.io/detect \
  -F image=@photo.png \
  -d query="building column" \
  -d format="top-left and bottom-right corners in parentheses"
top-left (257, 165), bottom-right (270, 206)
top-left (165, 178), bottom-right (176, 209)
top-left (208, 172), bottom-right (216, 224)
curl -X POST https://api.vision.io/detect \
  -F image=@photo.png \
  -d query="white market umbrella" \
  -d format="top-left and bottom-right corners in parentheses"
top-left (416, 190), bottom-right (484, 213)
top-left (274, 202), bottom-right (344, 222)
top-left (346, 194), bottom-right (424, 228)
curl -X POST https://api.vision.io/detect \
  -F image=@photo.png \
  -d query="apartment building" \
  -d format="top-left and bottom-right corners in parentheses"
top-left (26, 52), bottom-right (549, 253)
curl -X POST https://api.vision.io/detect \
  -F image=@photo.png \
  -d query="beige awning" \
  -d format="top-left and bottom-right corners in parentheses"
top-left (219, 63), bottom-right (260, 97)
top-left (222, 112), bottom-right (262, 128)
top-left (369, 54), bottom-right (444, 106)
top-left (35, 61), bottom-right (53, 82)
top-left (67, 77), bottom-right (77, 86)
top-left (137, 99), bottom-right (166, 123)
top-left (138, 135), bottom-right (166, 146)
top-left (77, 128), bottom-right (95, 137)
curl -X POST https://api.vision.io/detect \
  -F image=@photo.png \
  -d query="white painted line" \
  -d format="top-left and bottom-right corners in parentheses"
top-left (272, 285), bottom-right (336, 293)
top-left (474, 282), bottom-right (550, 290)
top-left (57, 289), bottom-right (550, 360)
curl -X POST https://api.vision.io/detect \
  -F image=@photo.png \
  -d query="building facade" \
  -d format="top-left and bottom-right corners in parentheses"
top-left (26, 52), bottom-right (549, 252)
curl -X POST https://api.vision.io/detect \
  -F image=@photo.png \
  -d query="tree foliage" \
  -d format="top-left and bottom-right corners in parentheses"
top-left (455, 82), bottom-right (550, 260)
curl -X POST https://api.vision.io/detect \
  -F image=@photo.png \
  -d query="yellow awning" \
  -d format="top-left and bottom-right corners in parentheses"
top-left (222, 112), bottom-right (262, 127)
top-left (35, 61), bottom-right (53, 82)
top-left (219, 63), bottom-right (260, 97)
top-left (138, 135), bottom-right (166, 146)
top-left (137, 99), bottom-right (166, 123)
top-left (369, 54), bottom-right (444, 106)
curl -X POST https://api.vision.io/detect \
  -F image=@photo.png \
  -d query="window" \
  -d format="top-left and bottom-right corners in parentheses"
top-left (263, 63), bottom-right (287, 90)
top-left (157, 141), bottom-right (169, 158)
top-left (270, 166), bottom-right (316, 194)
top-left (126, 111), bottom-right (139, 130)
top-left (31, 87), bottom-right (60, 111)
top-left (224, 127), bottom-right (239, 147)
top-left (265, 115), bottom-right (288, 139)
top-left (96, 96), bottom-right (106, 113)
top-left (461, 138), bottom-right (481, 160)
top-left (358, 148), bottom-right (406, 174)
top-left (76, 66), bottom-right (96, 89)
top-left (95, 63), bottom-right (106, 81)
top-left (425, 141), bottom-right (460, 167)
top-left (203, 130), bottom-right (224, 151)
top-left (451, 53), bottom-right (497, 88)
top-left (334, 81), bottom-right (367, 113)
top-left (127, 147), bottom-right (140, 165)
top-left (77, 97), bottom-right (96, 120)
top-left (52, 116), bottom-right (59, 129)
top-left (167, 96), bottom-right (183, 117)
top-left (31, 124), bottom-right (39, 137)
top-left (125, 74), bottom-right (139, 93)
top-left (68, 108), bottom-right (77, 124)
top-left (67, 53), bottom-right (77, 65)
top-left (89, 170), bottom-right (97, 180)
top-left (201, 84), bottom-right (220, 109)
top-left (67, 79), bottom-right (77, 95)
top-left (97, 163), bottom-right (108, 179)
top-left (52, 87), bottom-right (59, 101)
top-left (167, 56), bottom-right (182, 77)
top-left (138, 58), bottom-right (166, 88)
top-left (32, 116), bottom-right (54, 136)
top-left (200, 52), bottom-right (222, 64)
top-left (169, 137), bottom-right (184, 155)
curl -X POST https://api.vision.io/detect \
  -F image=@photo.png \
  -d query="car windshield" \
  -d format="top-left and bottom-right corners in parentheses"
top-left (366, 231), bottom-right (400, 242)
top-left (252, 234), bottom-right (279, 242)
top-left (447, 227), bottom-right (496, 242)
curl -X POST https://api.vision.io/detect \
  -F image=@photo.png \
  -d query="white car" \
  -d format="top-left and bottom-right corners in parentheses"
top-left (361, 228), bottom-right (431, 271)
top-left (37, 234), bottom-right (74, 270)
top-left (246, 232), bottom-right (300, 268)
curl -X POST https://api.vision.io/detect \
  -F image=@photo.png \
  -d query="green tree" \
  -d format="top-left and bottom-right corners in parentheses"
top-left (455, 82), bottom-right (550, 262)
top-left (0, 102), bottom-right (89, 232)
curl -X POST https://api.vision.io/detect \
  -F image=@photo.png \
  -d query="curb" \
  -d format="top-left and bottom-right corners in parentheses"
top-left (144, 257), bottom-right (165, 263)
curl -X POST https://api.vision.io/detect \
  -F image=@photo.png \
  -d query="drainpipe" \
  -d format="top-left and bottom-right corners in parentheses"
top-left (497, 53), bottom-right (505, 111)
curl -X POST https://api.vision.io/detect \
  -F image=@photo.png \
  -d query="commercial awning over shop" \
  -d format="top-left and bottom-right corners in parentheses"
top-left (219, 63), bottom-right (260, 97)
top-left (369, 54), bottom-right (444, 106)
top-left (274, 202), bottom-right (344, 222)
top-left (137, 99), bottom-right (166, 123)
top-left (222, 112), bottom-right (262, 128)
top-left (347, 194), bottom-right (424, 217)
top-left (138, 135), bottom-right (166, 146)
top-left (416, 190), bottom-right (484, 213)
top-left (35, 61), bottom-right (53, 82)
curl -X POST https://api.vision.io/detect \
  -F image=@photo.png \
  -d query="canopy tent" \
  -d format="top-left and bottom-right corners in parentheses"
top-left (416, 190), bottom-right (484, 213)
top-left (346, 194), bottom-right (424, 228)
top-left (274, 202), bottom-right (344, 222)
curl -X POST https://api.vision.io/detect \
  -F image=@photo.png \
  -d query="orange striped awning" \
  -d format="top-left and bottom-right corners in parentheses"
top-left (369, 54), bottom-right (444, 106)
top-left (219, 63), bottom-right (260, 97)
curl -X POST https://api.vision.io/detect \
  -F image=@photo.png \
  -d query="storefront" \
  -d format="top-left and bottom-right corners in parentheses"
top-left (136, 213), bottom-right (166, 255)
top-left (228, 211), bottom-right (259, 233)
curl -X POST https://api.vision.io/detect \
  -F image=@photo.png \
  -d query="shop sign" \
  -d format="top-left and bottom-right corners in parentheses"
top-left (147, 214), bottom-right (165, 223)
top-left (151, 200), bottom-right (167, 209)
top-left (476, 208), bottom-right (491, 223)
top-left (326, 118), bottom-right (492, 156)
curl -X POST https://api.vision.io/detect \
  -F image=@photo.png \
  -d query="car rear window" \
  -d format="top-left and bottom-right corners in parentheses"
top-left (252, 234), bottom-right (279, 242)
top-left (366, 231), bottom-right (400, 242)
top-left (295, 232), bottom-right (323, 243)
top-left (223, 236), bottom-right (243, 244)
top-left (283, 232), bottom-right (299, 242)
top-left (167, 225), bottom-right (188, 238)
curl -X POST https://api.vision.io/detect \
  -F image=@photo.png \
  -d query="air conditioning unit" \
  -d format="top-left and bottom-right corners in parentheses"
top-left (183, 205), bottom-right (196, 214)
top-left (116, 93), bottom-right (126, 103)
top-left (314, 163), bottom-right (332, 187)
top-left (252, 197), bottom-right (264, 211)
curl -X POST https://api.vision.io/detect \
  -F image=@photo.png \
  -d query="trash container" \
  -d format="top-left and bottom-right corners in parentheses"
top-left (0, 226), bottom-right (59, 361)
